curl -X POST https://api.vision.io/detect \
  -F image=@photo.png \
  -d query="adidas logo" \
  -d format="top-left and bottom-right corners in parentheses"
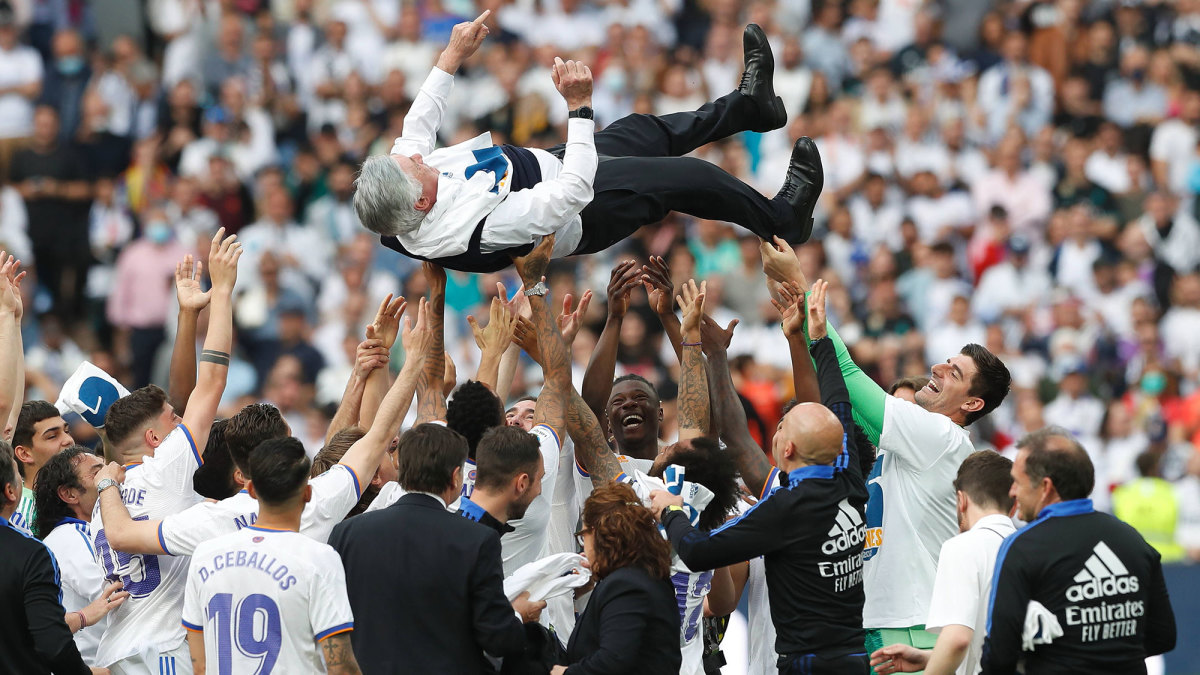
top-left (822, 499), bottom-right (865, 555)
top-left (1066, 541), bottom-right (1141, 602)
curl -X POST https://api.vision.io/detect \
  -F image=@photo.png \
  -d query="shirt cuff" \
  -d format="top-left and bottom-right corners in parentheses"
top-left (423, 67), bottom-right (456, 96)
top-left (565, 117), bottom-right (596, 144)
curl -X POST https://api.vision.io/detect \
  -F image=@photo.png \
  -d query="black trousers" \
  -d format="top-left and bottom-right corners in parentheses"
top-left (548, 91), bottom-right (788, 254)
top-left (777, 651), bottom-right (870, 675)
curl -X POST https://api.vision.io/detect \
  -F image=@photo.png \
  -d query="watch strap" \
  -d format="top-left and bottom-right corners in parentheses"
top-left (568, 106), bottom-right (593, 120)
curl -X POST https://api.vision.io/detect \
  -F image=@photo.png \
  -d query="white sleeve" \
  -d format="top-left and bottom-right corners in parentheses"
top-left (880, 396), bottom-right (966, 472)
top-left (45, 530), bottom-right (96, 603)
top-left (141, 424), bottom-right (203, 512)
top-left (1148, 124), bottom-right (1174, 161)
top-left (924, 536), bottom-right (982, 632)
top-left (531, 424), bottom-right (562, 500)
top-left (310, 546), bottom-right (355, 642)
top-left (159, 500), bottom-right (236, 557)
top-left (390, 68), bottom-right (455, 158)
top-left (181, 555), bottom-right (205, 633)
top-left (301, 465), bottom-right (361, 543)
top-left (480, 119), bottom-right (597, 249)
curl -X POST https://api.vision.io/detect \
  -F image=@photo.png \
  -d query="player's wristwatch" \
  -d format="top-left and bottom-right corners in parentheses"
top-left (524, 281), bottom-right (549, 297)
top-left (96, 478), bottom-right (119, 494)
top-left (568, 106), bottom-right (593, 120)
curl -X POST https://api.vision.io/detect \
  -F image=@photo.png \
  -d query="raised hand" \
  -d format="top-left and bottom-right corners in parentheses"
top-left (557, 290), bottom-right (592, 346)
top-left (354, 338), bottom-right (390, 379)
top-left (551, 57), bottom-right (593, 110)
top-left (699, 314), bottom-right (739, 358)
top-left (806, 279), bottom-right (829, 340)
top-left (467, 297), bottom-right (516, 357)
top-left (401, 298), bottom-right (433, 361)
top-left (759, 235), bottom-right (804, 286)
top-left (496, 280), bottom-right (531, 320)
top-left (422, 262), bottom-right (447, 297)
top-left (436, 10), bottom-right (490, 73)
top-left (771, 280), bottom-right (806, 339)
top-left (175, 255), bottom-right (210, 313)
top-left (675, 279), bottom-right (706, 340)
top-left (207, 228), bottom-right (242, 295)
top-left (512, 315), bottom-right (541, 365)
top-left (0, 252), bottom-right (25, 318)
top-left (512, 234), bottom-right (556, 287)
top-left (606, 260), bottom-right (641, 320)
top-left (369, 293), bottom-right (408, 350)
top-left (641, 256), bottom-right (674, 316)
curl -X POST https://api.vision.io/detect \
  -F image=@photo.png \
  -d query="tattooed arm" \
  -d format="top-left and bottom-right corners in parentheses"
top-left (676, 280), bottom-right (710, 441)
top-left (568, 387), bottom-right (622, 486)
top-left (415, 263), bottom-right (448, 424)
top-left (321, 633), bottom-right (362, 675)
top-left (512, 236), bottom-right (568, 435)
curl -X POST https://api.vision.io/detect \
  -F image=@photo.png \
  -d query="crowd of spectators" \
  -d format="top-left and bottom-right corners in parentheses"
top-left (0, 0), bottom-right (1198, 554)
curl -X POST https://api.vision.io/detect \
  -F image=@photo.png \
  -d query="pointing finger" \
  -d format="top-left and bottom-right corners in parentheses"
top-left (473, 9), bottom-right (491, 24)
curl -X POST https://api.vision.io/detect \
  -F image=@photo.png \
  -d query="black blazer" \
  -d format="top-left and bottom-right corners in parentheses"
top-left (0, 519), bottom-right (89, 675)
top-left (329, 493), bottom-right (525, 674)
top-left (564, 566), bottom-right (682, 675)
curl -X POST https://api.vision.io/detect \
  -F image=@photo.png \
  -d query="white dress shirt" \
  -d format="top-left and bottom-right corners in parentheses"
top-left (389, 68), bottom-right (597, 260)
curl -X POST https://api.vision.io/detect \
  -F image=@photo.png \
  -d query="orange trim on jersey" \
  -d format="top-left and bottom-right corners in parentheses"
top-left (316, 625), bottom-right (354, 641)
top-left (758, 468), bottom-right (779, 501)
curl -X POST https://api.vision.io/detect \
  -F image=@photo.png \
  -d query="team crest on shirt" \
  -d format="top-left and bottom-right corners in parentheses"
top-left (252, 536), bottom-right (264, 543)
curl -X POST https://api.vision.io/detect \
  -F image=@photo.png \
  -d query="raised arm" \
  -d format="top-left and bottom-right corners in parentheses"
top-left (700, 315), bottom-right (776, 499)
top-left (675, 280), bottom-right (710, 441)
top-left (415, 263), bottom-right (448, 424)
top-left (513, 236), bottom-right (569, 435)
top-left (642, 256), bottom-right (684, 363)
top-left (581, 261), bottom-right (642, 437)
top-left (95, 462), bottom-right (162, 554)
top-left (181, 229), bottom-right (241, 455)
top-left (773, 281), bottom-right (820, 405)
top-left (494, 281), bottom-right (530, 404)
top-left (390, 11), bottom-right (490, 157)
top-left (338, 300), bottom-right (433, 494)
top-left (169, 255), bottom-right (210, 414)
top-left (806, 280), bottom-right (864, 480)
top-left (469, 298), bottom-right (515, 391)
top-left (0, 253), bottom-right (25, 436)
top-left (568, 388), bottom-right (622, 486)
top-left (359, 293), bottom-right (406, 429)
top-left (325, 338), bottom-right (392, 447)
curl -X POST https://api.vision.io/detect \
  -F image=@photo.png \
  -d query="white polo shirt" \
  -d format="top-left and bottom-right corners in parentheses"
top-left (924, 513), bottom-right (1017, 675)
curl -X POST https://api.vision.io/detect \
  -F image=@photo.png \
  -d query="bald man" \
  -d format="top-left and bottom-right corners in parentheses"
top-left (652, 363), bottom-right (870, 673)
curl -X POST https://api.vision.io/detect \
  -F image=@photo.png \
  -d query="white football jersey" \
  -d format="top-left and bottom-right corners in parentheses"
top-left (182, 526), bottom-right (354, 674)
top-left (92, 424), bottom-right (204, 668)
top-left (44, 518), bottom-right (107, 665)
top-left (498, 424), bottom-right (561, 576)
top-left (158, 464), bottom-right (361, 554)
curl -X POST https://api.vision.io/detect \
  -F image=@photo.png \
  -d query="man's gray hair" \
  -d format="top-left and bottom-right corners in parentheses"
top-left (354, 155), bottom-right (427, 237)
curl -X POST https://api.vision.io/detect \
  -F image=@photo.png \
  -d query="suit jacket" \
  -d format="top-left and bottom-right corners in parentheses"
top-left (329, 492), bottom-right (525, 674)
top-left (0, 517), bottom-right (89, 675)
top-left (564, 566), bottom-right (681, 675)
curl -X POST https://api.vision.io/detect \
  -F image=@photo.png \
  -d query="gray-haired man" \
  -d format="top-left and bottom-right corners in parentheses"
top-left (355, 13), bottom-right (823, 273)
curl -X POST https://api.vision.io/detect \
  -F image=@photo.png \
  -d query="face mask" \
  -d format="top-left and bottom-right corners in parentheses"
top-left (57, 55), bottom-right (84, 76)
top-left (1131, 68), bottom-right (1146, 85)
top-left (146, 222), bottom-right (172, 245)
top-left (1141, 371), bottom-right (1166, 396)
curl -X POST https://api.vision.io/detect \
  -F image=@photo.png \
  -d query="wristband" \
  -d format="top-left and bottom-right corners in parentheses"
top-left (666, 505), bottom-right (684, 513)
top-left (681, 341), bottom-right (701, 347)
top-left (75, 611), bottom-right (87, 630)
top-left (808, 336), bottom-right (828, 350)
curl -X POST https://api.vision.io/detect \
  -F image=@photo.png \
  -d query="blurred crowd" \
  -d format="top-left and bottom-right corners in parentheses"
top-left (0, 0), bottom-right (1199, 556)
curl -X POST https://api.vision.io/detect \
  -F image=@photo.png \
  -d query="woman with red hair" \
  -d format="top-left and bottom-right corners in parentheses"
top-left (552, 482), bottom-right (681, 675)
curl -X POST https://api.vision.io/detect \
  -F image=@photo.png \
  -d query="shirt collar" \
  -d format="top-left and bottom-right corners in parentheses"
top-left (411, 491), bottom-right (448, 509)
top-left (1037, 498), bottom-right (1094, 520)
top-left (971, 513), bottom-right (1016, 531)
top-left (458, 497), bottom-right (515, 535)
top-left (787, 464), bottom-right (836, 485)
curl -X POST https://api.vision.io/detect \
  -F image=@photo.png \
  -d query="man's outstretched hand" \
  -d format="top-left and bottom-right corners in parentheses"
top-left (512, 234), bottom-right (556, 287)
top-left (436, 10), bottom-right (490, 74)
top-left (552, 57), bottom-right (593, 110)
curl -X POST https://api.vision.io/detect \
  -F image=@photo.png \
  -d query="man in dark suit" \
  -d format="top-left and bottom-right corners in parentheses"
top-left (330, 423), bottom-right (545, 674)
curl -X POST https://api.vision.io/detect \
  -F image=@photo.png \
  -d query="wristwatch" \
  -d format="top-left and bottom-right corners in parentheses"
top-left (524, 281), bottom-right (549, 297)
top-left (568, 106), bottom-right (593, 120)
top-left (96, 478), bottom-right (119, 495)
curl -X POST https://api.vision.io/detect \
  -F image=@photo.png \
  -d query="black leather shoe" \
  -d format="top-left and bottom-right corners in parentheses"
top-left (739, 24), bottom-right (786, 132)
top-left (773, 137), bottom-right (823, 243)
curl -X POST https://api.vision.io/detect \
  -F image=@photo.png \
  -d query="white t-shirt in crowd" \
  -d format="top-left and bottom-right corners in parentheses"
top-left (0, 44), bottom-right (42, 138)
top-left (862, 396), bottom-right (976, 628)
top-left (92, 424), bottom-right (204, 668)
top-left (924, 513), bottom-right (1017, 675)
top-left (745, 555), bottom-right (779, 675)
top-left (44, 518), bottom-right (107, 665)
top-left (158, 464), bottom-right (362, 554)
top-left (182, 527), bottom-right (355, 674)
